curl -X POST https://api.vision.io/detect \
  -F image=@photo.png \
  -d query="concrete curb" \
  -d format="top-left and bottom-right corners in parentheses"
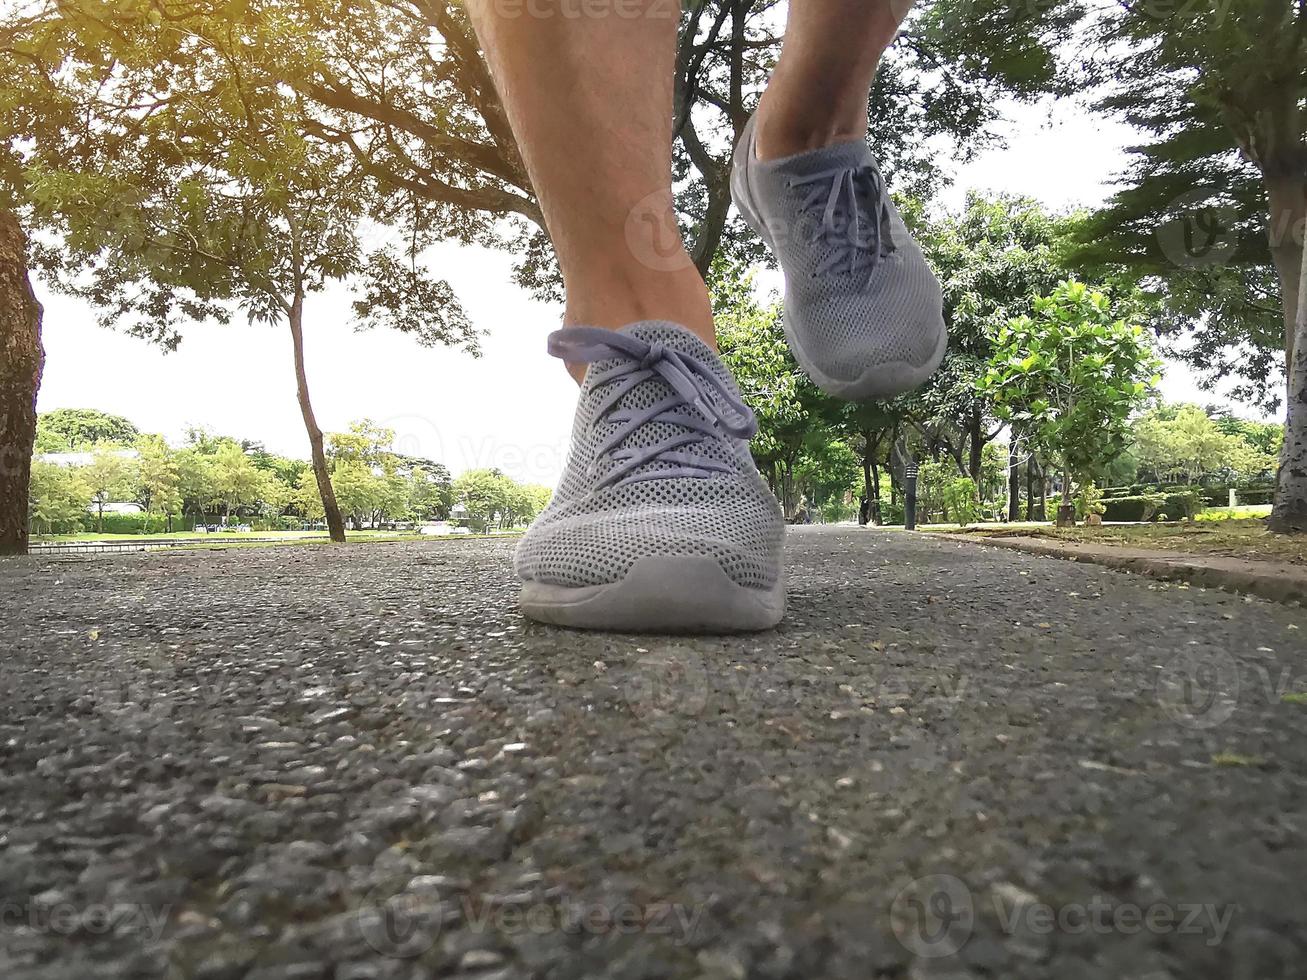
top-left (944, 533), bottom-right (1307, 605)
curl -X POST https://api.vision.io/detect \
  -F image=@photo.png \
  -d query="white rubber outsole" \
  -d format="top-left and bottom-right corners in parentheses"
top-left (729, 126), bottom-right (948, 402)
top-left (520, 556), bottom-right (786, 634)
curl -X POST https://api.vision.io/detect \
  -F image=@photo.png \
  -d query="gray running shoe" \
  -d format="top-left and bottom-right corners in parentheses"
top-left (730, 114), bottom-right (947, 400)
top-left (516, 321), bottom-right (785, 633)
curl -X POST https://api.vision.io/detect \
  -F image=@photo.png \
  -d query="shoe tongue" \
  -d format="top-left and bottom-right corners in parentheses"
top-left (618, 319), bottom-right (718, 362)
top-left (583, 321), bottom-right (741, 485)
top-left (757, 137), bottom-right (873, 178)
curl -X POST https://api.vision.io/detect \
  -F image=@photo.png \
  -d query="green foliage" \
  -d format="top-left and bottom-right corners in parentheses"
top-left (36, 408), bottom-right (138, 451)
top-left (1075, 482), bottom-right (1106, 519)
top-left (452, 468), bottom-right (509, 531)
top-left (1132, 403), bottom-right (1278, 484)
top-left (211, 444), bottom-right (265, 515)
top-left (1067, 0), bottom-right (1305, 409)
top-left (981, 280), bottom-right (1161, 495)
top-left (795, 439), bottom-right (860, 520)
top-left (1101, 491), bottom-right (1202, 523)
top-left (82, 446), bottom-right (138, 532)
top-left (331, 461), bottom-right (382, 523)
top-left (135, 433), bottom-right (182, 530)
top-left (27, 460), bottom-right (90, 534)
top-left (941, 477), bottom-right (981, 526)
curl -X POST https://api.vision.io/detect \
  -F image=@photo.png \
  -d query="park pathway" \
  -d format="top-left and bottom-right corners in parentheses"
top-left (2, 526), bottom-right (1305, 978)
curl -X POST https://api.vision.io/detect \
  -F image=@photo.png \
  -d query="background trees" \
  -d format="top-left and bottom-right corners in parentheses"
top-left (19, 1), bottom-right (481, 545)
top-left (7, 1), bottom-right (1298, 541)
top-left (1071, 0), bottom-right (1304, 411)
top-left (982, 281), bottom-right (1161, 523)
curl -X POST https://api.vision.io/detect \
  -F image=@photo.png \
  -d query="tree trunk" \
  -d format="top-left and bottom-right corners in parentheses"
top-left (968, 409), bottom-right (984, 485)
top-left (1056, 467), bottom-right (1076, 527)
top-left (870, 460), bottom-right (882, 526)
top-left (1266, 176), bottom-right (1306, 370)
top-left (1027, 455), bottom-right (1047, 522)
top-left (288, 295), bottom-right (346, 543)
top-left (782, 458), bottom-right (796, 521)
top-left (1008, 438), bottom-right (1020, 522)
top-left (859, 456), bottom-right (872, 526)
top-left (1025, 456), bottom-right (1036, 521)
top-left (1270, 234), bottom-right (1307, 533)
top-left (0, 211), bottom-right (44, 556)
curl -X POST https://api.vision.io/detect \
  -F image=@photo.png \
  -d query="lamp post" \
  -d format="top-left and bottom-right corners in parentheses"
top-left (905, 462), bottom-right (919, 531)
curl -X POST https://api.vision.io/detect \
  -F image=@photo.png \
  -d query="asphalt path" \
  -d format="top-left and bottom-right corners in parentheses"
top-left (2, 526), bottom-right (1304, 978)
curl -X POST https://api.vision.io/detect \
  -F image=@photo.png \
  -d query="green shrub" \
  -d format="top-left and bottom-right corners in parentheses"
top-left (1075, 482), bottom-right (1106, 519)
top-left (940, 477), bottom-right (980, 525)
top-left (1101, 491), bottom-right (1201, 522)
top-left (80, 512), bottom-right (200, 534)
top-left (820, 499), bottom-right (856, 524)
top-left (1197, 482), bottom-right (1274, 506)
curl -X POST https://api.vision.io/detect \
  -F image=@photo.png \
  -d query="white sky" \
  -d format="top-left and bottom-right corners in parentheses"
top-left (33, 96), bottom-right (1256, 486)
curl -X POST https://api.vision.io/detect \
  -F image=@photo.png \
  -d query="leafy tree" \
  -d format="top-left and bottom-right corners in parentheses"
top-left (329, 461), bottom-right (380, 527)
top-left (256, 471), bottom-right (293, 525)
top-left (169, 0), bottom-right (1078, 289)
top-left (406, 464), bottom-right (454, 521)
top-left (27, 459), bottom-right (89, 534)
top-left (1132, 404), bottom-right (1277, 485)
top-left (82, 446), bottom-right (136, 533)
top-left (981, 280), bottom-right (1161, 523)
top-left (453, 468), bottom-right (511, 531)
top-left (24, 2), bottom-right (480, 544)
top-left (210, 444), bottom-right (263, 518)
top-left (912, 194), bottom-right (1083, 517)
top-left (795, 438), bottom-right (860, 523)
top-left (328, 420), bottom-right (397, 468)
top-left (712, 261), bottom-right (829, 518)
top-left (293, 469), bottom-right (327, 523)
top-left (135, 434), bottom-right (182, 532)
top-left (1069, 0), bottom-right (1304, 413)
top-left (174, 447), bottom-right (219, 520)
top-left (36, 408), bottom-right (139, 451)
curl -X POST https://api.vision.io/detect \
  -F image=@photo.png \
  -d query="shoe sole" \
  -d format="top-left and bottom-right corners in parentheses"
top-left (520, 556), bottom-right (786, 634)
top-left (730, 125), bottom-right (948, 401)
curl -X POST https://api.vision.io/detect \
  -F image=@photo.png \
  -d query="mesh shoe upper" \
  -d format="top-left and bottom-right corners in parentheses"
top-left (731, 115), bottom-right (946, 389)
top-left (515, 321), bottom-right (784, 591)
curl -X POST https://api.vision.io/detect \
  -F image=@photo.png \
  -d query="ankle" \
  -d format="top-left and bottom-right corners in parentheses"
top-left (753, 85), bottom-right (869, 161)
top-left (561, 265), bottom-right (714, 381)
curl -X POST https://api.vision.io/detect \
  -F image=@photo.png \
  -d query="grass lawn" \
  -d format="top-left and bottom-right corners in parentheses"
top-left (925, 517), bottom-right (1307, 565)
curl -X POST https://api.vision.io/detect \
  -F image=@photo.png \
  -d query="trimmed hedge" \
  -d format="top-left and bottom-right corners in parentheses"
top-left (1101, 491), bottom-right (1202, 522)
top-left (81, 512), bottom-right (198, 534)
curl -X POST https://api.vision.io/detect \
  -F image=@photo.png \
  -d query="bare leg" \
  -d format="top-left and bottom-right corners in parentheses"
top-left (754, 1), bottom-right (908, 161)
top-left (465, 0), bottom-right (712, 381)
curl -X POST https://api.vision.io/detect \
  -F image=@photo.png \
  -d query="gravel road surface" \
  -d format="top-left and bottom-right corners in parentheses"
top-left (2, 526), bottom-right (1305, 979)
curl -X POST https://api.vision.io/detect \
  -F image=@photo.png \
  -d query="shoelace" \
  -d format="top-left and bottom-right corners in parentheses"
top-left (789, 162), bottom-right (896, 287)
top-left (548, 326), bottom-right (758, 489)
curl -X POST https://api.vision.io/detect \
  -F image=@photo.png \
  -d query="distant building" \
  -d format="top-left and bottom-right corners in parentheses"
top-left (88, 501), bottom-right (144, 515)
top-left (37, 449), bottom-right (140, 468)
